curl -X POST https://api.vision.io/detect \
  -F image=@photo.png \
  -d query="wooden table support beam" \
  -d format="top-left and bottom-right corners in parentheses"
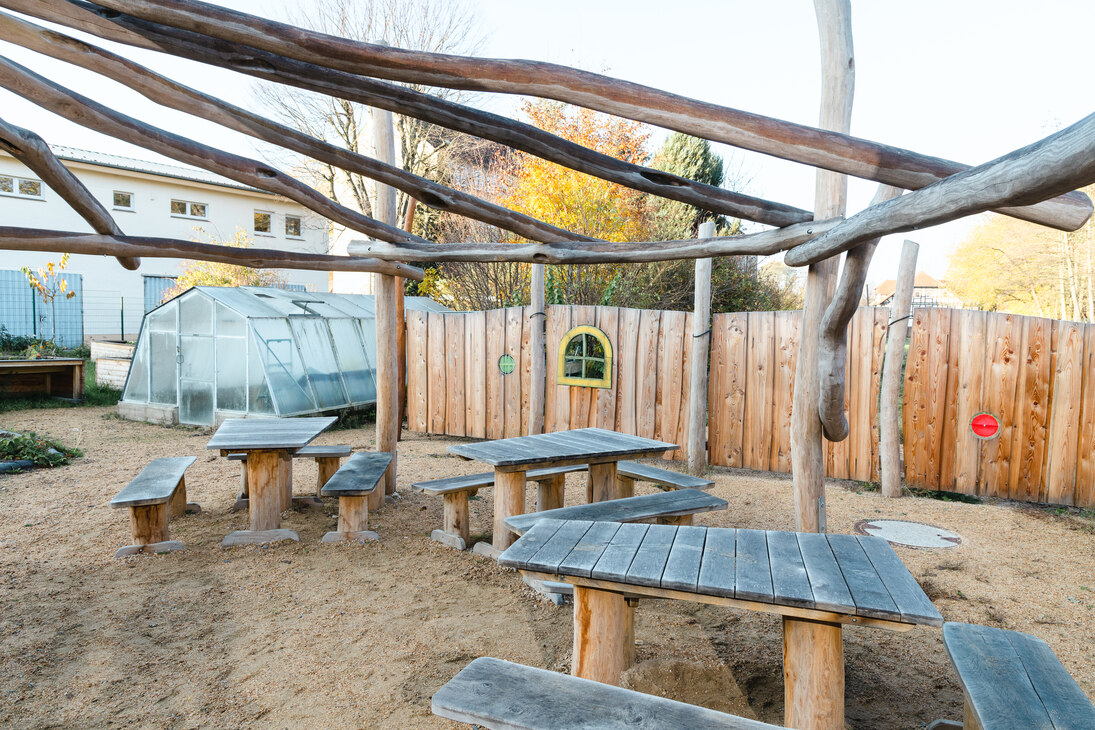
top-left (572, 586), bottom-right (635, 686)
top-left (493, 469), bottom-right (526, 550)
top-left (588, 462), bottom-right (618, 503)
top-left (537, 474), bottom-right (566, 511)
top-left (783, 616), bottom-right (844, 730)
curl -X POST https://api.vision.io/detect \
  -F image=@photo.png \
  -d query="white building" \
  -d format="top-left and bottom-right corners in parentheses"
top-left (0, 145), bottom-right (331, 341)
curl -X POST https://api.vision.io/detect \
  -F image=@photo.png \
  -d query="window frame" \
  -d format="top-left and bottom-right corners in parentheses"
top-left (557, 325), bottom-right (612, 388)
top-left (112, 190), bottom-right (135, 212)
top-left (253, 209), bottom-right (274, 236)
top-left (0, 174), bottom-right (45, 200)
top-left (170, 199), bottom-right (209, 219)
top-left (284, 214), bottom-right (304, 239)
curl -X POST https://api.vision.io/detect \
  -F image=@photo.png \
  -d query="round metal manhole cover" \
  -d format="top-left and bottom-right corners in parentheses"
top-left (853, 519), bottom-right (962, 549)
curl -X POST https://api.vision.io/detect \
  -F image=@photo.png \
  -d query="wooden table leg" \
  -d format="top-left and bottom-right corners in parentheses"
top-left (783, 616), bottom-right (844, 730)
top-left (247, 449), bottom-right (283, 532)
top-left (572, 586), bottom-right (634, 686)
top-left (316, 456), bottom-right (340, 494)
top-left (538, 474), bottom-right (566, 511)
top-left (445, 491), bottom-right (471, 546)
top-left (615, 474), bottom-right (636, 499)
top-left (278, 451), bottom-right (293, 511)
top-left (493, 469), bottom-right (526, 551)
top-left (588, 462), bottom-right (618, 503)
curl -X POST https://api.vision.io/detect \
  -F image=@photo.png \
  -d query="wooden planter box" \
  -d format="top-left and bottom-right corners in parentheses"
top-left (0, 358), bottom-right (85, 399)
top-left (90, 340), bottom-right (135, 390)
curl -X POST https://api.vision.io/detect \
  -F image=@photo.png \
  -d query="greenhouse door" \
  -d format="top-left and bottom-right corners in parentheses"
top-left (179, 334), bottom-right (215, 426)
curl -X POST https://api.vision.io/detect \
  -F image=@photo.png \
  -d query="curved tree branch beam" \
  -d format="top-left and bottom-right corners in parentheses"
top-left (785, 112), bottom-right (1095, 268)
top-left (0, 0), bottom-right (811, 229)
top-left (0, 13), bottom-right (586, 245)
top-left (347, 218), bottom-right (838, 264)
top-left (0, 226), bottom-right (424, 279)
top-left (0, 54), bottom-right (428, 247)
top-left (68, 0), bottom-right (1093, 231)
top-left (0, 116), bottom-right (139, 270)
top-left (816, 184), bottom-right (904, 442)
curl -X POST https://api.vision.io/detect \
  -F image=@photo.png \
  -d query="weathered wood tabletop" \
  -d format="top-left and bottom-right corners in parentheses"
top-left (448, 428), bottom-right (679, 551)
top-left (205, 416), bottom-right (337, 452)
top-left (447, 427), bottom-right (677, 469)
top-left (501, 519), bottom-right (942, 627)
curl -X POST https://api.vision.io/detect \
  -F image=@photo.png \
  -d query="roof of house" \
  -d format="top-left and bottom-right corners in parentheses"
top-left (874, 271), bottom-right (946, 300)
top-left (47, 145), bottom-right (266, 194)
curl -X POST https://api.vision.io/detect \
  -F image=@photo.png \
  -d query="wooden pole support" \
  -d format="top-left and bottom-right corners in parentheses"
top-left (168, 475), bottom-right (187, 519)
top-left (783, 616), bottom-right (844, 730)
top-left (529, 264), bottom-right (546, 435)
top-left (687, 221), bottom-right (715, 476)
top-left (537, 474), bottom-right (565, 511)
top-left (615, 474), bottom-right (636, 500)
top-left (880, 240), bottom-right (919, 498)
top-left (336, 495), bottom-right (370, 534)
top-left (315, 456), bottom-right (341, 494)
top-left (572, 586), bottom-right (635, 686)
top-left (246, 449), bottom-right (283, 532)
top-left (278, 451), bottom-right (293, 511)
top-left (444, 491), bottom-right (470, 545)
top-left (588, 462), bottom-right (618, 503)
top-left (129, 503), bottom-right (168, 545)
top-left (493, 469), bottom-right (526, 551)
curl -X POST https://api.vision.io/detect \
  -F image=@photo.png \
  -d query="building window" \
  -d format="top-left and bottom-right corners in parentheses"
top-left (113, 191), bottom-right (134, 211)
top-left (254, 210), bottom-right (273, 235)
top-left (171, 199), bottom-right (207, 218)
top-left (557, 325), bottom-right (612, 388)
top-left (285, 215), bottom-right (303, 238)
top-left (0, 174), bottom-right (44, 199)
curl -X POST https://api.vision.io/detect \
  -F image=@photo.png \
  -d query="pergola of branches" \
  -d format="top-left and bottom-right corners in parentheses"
top-left (1, 0), bottom-right (1092, 531)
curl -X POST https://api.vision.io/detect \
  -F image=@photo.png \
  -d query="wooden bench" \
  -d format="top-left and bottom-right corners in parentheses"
top-left (432, 657), bottom-right (780, 729)
top-left (614, 460), bottom-right (714, 497)
top-left (412, 465), bottom-right (589, 550)
top-left (319, 451), bottom-right (392, 543)
top-left (935, 622), bottom-right (1095, 729)
top-left (228, 445), bottom-right (351, 511)
top-left (110, 456), bottom-right (199, 558)
top-left (504, 488), bottom-right (728, 536)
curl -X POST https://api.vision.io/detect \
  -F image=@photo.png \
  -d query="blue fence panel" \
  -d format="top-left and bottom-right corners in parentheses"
top-left (144, 275), bottom-right (178, 312)
top-left (0, 269), bottom-right (84, 347)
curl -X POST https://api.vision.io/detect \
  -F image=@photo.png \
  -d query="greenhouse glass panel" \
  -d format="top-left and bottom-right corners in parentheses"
top-left (179, 294), bottom-right (213, 335)
top-left (252, 319), bottom-right (315, 414)
top-left (215, 303), bottom-right (245, 337)
top-left (149, 331), bottom-right (177, 404)
top-left (123, 334), bottom-right (149, 402)
top-left (289, 318), bottom-right (348, 409)
top-left (147, 302), bottom-right (175, 332)
top-left (216, 336), bottom-right (246, 412)
top-left (357, 316), bottom-right (378, 384)
top-left (329, 318), bottom-right (375, 403)
top-left (246, 331), bottom-right (275, 415)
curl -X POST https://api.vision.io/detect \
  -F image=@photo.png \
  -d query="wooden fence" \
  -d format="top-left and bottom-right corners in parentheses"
top-left (903, 308), bottom-right (1095, 506)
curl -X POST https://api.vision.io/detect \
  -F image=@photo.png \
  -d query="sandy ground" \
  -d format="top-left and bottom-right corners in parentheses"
top-left (1, 407), bottom-right (1093, 729)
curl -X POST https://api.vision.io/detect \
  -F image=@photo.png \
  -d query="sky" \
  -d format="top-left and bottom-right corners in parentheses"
top-left (0, 0), bottom-right (1091, 287)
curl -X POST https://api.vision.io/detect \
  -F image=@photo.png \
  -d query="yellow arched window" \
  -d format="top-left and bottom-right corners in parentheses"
top-left (557, 325), bottom-right (612, 388)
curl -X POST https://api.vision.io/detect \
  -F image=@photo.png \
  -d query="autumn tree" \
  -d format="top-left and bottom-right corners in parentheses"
top-left (163, 228), bottom-right (286, 301)
top-left (21, 253), bottom-right (77, 343)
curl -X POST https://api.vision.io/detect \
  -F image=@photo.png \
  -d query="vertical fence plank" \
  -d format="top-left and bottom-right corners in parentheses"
top-left (709, 313), bottom-right (747, 467)
top-left (743, 311), bottom-right (775, 471)
top-left (504, 307), bottom-right (524, 438)
top-left (1077, 324), bottom-right (1095, 508)
top-left (936, 309), bottom-right (961, 490)
top-left (657, 310), bottom-right (687, 451)
top-left (954, 310), bottom-right (986, 495)
top-left (981, 313), bottom-right (1022, 496)
top-left (406, 310), bottom-right (428, 432)
top-left (546, 306), bottom-right (572, 433)
top-left (614, 307), bottom-right (641, 435)
top-left (444, 314), bottom-right (466, 437)
top-left (635, 309), bottom-right (661, 439)
top-left (1008, 316), bottom-right (1050, 502)
top-left (464, 310), bottom-right (486, 439)
top-left (867, 307), bottom-right (888, 482)
top-left (595, 306), bottom-right (620, 431)
top-left (902, 309), bottom-right (929, 486)
top-left (486, 308), bottom-right (507, 439)
top-left (923, 308), bottom-right (952, 488)
top-left (521, 306), bottom-right (533, 436)
top-left (1045, 321), bottom-right (1083, 505)
top-left (673, 312), bottom-right (694, 461)
top-left (770, 311), bottom-right (798, 473)
top-left (427, 311), bottom-right (447, 435)
top-left (568, 305), bottom-right (598, 429)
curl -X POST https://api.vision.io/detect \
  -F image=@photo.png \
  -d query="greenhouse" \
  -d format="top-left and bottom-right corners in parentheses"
top-left (118, 286), bottom-right (448, 426)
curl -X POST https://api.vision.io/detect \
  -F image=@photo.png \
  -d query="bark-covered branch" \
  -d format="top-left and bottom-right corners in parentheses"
top-left (785, 112), bottom-right (1095, 267)
top-left (0, 227), bottom-right (424, 279)
top-left (816, 185), bottom-right (903, 442)
top-left (347, 218), bottom-right (838, 264)
top-left (0, 0), bottom-right (812, 229)
top-left (0, 12), bottom-right (587, 244)
top-left (0, 116), bottom-right (139, 270)
top-left (0, 53), bottom-right (428, 246)
top-left (52, 0), bottom-right (1093, 231)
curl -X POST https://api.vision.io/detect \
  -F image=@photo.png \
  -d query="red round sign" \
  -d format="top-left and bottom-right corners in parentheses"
top-left (970, 413), bottom-right (999, 439)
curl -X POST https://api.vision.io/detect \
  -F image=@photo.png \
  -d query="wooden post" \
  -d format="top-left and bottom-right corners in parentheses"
top-left (783, 617), bottom-right (844, 730)
top-left (129, 503), bottom-right (168, 546)
top-left (493, 469), bottom-right (526, 550)
top-left (572, 586), bottom-right (635, 686)
top-left (538, 474), bottom-right (565, 511)
top-left (278, 451), bottom-right (292, 511)
top-left (791, 0), bottom-right (854, 533)
top-left (316, 457), bottom-right (341, 494)
top-left (880, 240), bottom-right (919, 498)
top-left (615, 474), bottom-right (636, 500)
top-left (529, 263), bottom-right (546, 435)
top-left (337, 495), bottom-right (369, 534)
top-left (372, 46), bottom-right (400, 502)
top-left (246, 449), bottom-right (282, 532)
top-left (168, 475), bottom-right (187, 519)
top-left (588, 462), bottom-right (618, 502)
top-left (444, 492), bottom-right (471, 546)
top-left (687, 220), bottom-right (715, 475)
top-left (396, 198), bottom-right (417, 436)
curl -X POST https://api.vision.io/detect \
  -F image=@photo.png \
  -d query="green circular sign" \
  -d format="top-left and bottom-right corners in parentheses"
top-left (498, 354), bottom-right (515, 375)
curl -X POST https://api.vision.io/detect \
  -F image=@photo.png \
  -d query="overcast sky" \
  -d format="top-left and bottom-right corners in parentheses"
top-left (1, 0), bottom-right (1090, 286)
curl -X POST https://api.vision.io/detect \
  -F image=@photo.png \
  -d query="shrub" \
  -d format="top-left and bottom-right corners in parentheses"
top-left (0, 431), bottom-right (83, 467)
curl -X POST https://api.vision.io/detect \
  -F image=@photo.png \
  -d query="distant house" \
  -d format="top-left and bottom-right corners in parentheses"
top-left (0, 145), bottom-right (330, 341)
top-left (871, 271), bottom-right (962, 309)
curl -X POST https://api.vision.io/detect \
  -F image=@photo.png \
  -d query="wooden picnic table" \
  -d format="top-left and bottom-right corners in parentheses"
top-left (448, 428), bottom-right (677, 551)
top-left (207, 416), bottom-right (336, 546)
top-left (500, 519), bottom-right (943, 730)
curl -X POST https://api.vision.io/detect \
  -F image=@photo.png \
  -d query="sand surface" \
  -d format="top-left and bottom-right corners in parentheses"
top-left (2, 407), bottom-right (1093, 728)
